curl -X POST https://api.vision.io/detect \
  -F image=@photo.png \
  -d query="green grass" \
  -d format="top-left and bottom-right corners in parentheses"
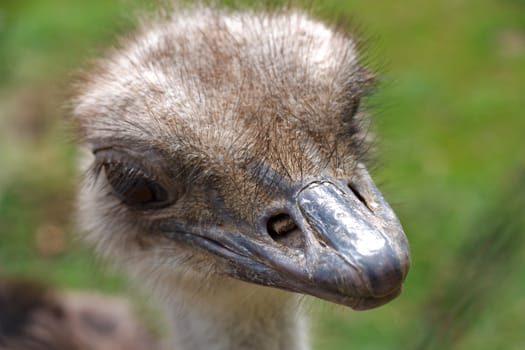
top-left (1, 0), bottom-right (524, 348)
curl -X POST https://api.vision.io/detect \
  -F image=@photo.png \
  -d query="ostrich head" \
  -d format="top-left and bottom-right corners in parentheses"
top-left (73, 8), bottom-right (410, 314)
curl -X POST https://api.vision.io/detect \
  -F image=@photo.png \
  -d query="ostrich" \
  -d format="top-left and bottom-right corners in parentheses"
top-left (0, 279), bottom-right (157, 350)
top-left (72, 6), bottom-right (410, 350)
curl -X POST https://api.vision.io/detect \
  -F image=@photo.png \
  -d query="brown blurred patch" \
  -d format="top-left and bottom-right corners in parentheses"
top-left (498, 29), bottom-right (525, 58)
top-left (35, 223), bottom-right (68, 257)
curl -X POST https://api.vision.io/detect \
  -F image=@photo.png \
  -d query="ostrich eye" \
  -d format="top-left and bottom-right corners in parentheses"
top-left (102, 162), bottom-right (169, 208)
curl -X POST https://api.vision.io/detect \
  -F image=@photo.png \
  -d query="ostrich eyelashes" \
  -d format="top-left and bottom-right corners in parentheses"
top-left (95, 151), bottom-right (172, 208)
top-left (103, 163), bottom-right (169, 207)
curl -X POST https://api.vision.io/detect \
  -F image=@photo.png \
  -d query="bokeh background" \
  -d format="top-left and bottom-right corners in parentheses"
top-left (1, 0), bottom-right (524, 349)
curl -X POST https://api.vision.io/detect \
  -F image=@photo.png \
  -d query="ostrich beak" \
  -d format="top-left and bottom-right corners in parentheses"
top-left (294, 171), bottom-right (410, 309)
top-left (163, 165), bottom-right (409, 310)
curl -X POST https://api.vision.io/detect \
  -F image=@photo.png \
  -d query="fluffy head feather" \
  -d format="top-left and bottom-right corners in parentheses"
top-left (73, 8), bottom-right (374, 290)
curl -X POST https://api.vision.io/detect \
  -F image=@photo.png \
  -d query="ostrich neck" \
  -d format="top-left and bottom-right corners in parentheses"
top-left (165, 280), bottom-right (308, 350)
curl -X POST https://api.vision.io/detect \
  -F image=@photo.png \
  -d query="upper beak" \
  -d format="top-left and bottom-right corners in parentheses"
top-left (163, 165), bottom-right (410, 310)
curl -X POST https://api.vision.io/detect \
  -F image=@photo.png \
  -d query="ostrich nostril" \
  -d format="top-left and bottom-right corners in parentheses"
top-left (348, 182), bottom-right (371, 211)
top-left (266, 213), bottom-right (305, 250)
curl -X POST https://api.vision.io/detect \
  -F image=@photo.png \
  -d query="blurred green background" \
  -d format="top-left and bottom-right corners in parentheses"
top-left (1, 0), bottom-right (524, 349)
